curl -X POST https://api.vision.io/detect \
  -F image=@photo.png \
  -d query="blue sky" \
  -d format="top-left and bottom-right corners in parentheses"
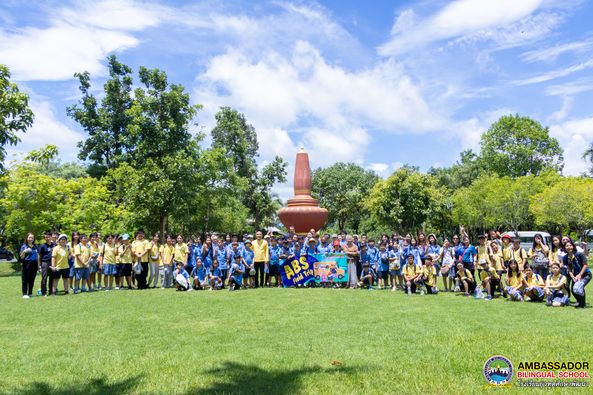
top-left (2, 0), bottom-right (593, 199)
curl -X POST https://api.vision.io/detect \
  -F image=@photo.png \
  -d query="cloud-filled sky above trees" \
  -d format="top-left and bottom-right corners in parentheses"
top-left (2, 0), bottom-right (593, 199)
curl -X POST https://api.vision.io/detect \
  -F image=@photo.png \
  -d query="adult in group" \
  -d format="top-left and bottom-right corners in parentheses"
top-left (563, 240), bottom-right (591, 308)
top-left (459, 236), bottom-right (477, 279)
top-left (252, 231), bottom-right (269, 288)
top-left (38, 231), bottom-right (55, 297)
top-left (342, 235), bottom-right (359, 289)
top-left (529, 233), bottom-right (550, 280)
top-left (19, 233), bottom-right (39, 299)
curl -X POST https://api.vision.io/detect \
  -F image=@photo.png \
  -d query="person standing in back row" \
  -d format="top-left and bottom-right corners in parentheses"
top-left (20, 233), bottom-right (39, 299)
top-left (38, 231), bottom-right (54, 297)
top-left (252, 231), bottom-right (269, 288)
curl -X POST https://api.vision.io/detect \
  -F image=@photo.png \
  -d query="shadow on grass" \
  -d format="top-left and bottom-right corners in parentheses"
top-left (13, 375), bottom-right (142, 395)
top-left (186, 361), bottom-right (355, 395)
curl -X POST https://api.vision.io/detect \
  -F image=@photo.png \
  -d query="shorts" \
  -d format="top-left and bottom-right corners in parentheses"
top-left (390, 268), bottom-right (402, 276)
top-left (220, 269), bottom-right (228, 279)
top-left (103, 263), bottom-right (116, 276)
top-left (268, 265), bottom-right (279, 276)
top-left (75, 267), bottom-right (90, 280)
top-left (380, 271), bottom-right (389, 281)
top-left (121, 263), bottom-right (133, 277)
top-left (52, 268), bottom-right (70, 279)
top-left (114, 264), bottom-right (123, 277)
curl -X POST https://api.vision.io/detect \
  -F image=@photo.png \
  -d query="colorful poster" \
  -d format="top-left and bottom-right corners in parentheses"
top-left (313, 253), bottom-right (348, 283)
top-left (280, 254), bottom-right (317, 287)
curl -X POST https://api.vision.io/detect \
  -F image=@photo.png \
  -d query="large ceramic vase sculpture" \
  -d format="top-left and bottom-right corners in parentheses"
top-left (278, 147), bottom-right (328, 234)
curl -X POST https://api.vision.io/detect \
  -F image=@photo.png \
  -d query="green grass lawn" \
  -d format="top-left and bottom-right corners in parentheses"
top-left (0, 275), bottom-right (591, 394)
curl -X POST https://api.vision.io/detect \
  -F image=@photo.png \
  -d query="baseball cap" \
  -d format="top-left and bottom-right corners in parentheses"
top-left (122, 234), bottom-right (130, 241)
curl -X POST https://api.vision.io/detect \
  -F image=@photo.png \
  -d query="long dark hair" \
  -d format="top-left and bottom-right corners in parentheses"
top-left (532, 233), bottom-right (544, 251)
top-left (507, 259), bottom-right (520, 278)
top-left (71, 231), bottom-right (80, 245)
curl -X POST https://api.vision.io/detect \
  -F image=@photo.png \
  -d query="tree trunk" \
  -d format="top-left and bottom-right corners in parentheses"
top-left (159, 215), bottom-right (168, 243)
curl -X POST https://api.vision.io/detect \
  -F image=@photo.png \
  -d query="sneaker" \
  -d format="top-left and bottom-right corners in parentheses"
top-left (74, 289), bottom-right (79, 294)
top-left (22, 295), bottom-right (30, 299)
top-left (485, 296), bottom-right (492, 301)
top-left (454, 286), bottom-right (461, 292)
top-left (115, 286), bottom-right (120, 290)
top-left (420, 289), bottom-right (425, 295)
top-left (407, 288), bottom-right (412, 295)
top-left (464, 292), bottom-right (470, 297)
top-left (368, 286), bottom-right (374, 291)
top-left (391, 286), bottom-right (396, 292)
top-left (229, 283), bottom-right (235, 292)
top-left (187, 288), bottom-right (193, 292)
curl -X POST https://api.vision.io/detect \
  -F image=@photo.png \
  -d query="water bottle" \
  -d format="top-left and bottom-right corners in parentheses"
top-left (37, 289), bottom-right (42, 296)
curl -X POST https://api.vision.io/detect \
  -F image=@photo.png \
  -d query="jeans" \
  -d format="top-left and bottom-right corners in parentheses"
top-left (21, 261), bottom-right (38, 296)
top-left (160, 265), bottom-right (172, 288)
top-left (254, 261), bottom-right (265, 287)
top-left (40, 261), bottom-right (52, 295)
top-left (148, 262), bottom-right (160, 287)
top-left (137, 262), bottom-right (149, 289)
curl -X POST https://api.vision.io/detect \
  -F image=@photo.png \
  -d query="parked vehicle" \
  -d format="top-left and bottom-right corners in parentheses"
top-left (0, 246), bottom-right (15, 261)
top-left (503, 231), bottom-right (551, 252)
top-left (580, 230), bottom-right (593, 253)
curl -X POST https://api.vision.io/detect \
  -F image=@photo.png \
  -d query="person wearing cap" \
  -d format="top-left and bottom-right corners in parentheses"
top-left (331, 239), bottom-right (341, 253)
top-left (242, 240), bottom-right (255, 288)
top-left (500, 234), bottom-right (513, 268)
top-left (510, 237), bottom-right (528, 271)
top-left (357, 261), bottom-right (376, 290)
top-left (51, 234), bottom-right (71, 295)
top-left (252, 231), bottom-right (269, 288)
top-left (305, 238), bottom-right (317, 255)
top-left (118, 234), bottom-right (134, 289)
top-left (402, 253), bottom-right (422, 295)
top-left (279, 239), bottom-right (292, 261)
top-left (228, 253), bottom-right (245, 291)
top-left (479, 259), bottom-right (500, 300)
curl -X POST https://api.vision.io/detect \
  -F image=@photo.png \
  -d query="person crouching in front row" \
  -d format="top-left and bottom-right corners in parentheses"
top-left (357, 262), bottom-right (376, 290)
top-left (174, 262), bottom-right (192, 292)
top-left (504, 259), bottom-right (524, 302)
top-left (522, 264), bottom-right (545, 302)
top-left (228, 254), bottom-right (245, 291)
top-left (455, 262), bottom-right (476, 297)
top-left (191, 258), bottom-right (208, 290)
top-left (421, 255), bottom-right (438, 295)
top-left (208, 259), bottom-right (223, 290)
top-left (544, 262), bottom-right (569, 307)
top-left (479, 260), bottom-right (500, 300)
top-left (403, 253), bottom-right (422, 295)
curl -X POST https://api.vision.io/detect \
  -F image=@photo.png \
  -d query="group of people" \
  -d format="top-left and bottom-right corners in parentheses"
top-left (17, 226), bottom-right (590, 308)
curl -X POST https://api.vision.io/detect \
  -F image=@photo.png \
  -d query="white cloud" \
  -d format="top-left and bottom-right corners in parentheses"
top-left (0, 0), bottom-right (164, 81)
top-left (549, 117), bottom-right (593, 175)
top-left (549, 96), bottom-right (573, 122)
top-left (520, 39), bottom-right (593, 63)
top-left (512, 59), bottom-right (593, 85)
top-left (379, 0), bottom-right (544, 56)
top-left (545, 78), bottom-right (593, 96)
top-left (7, 99), bottom-right (83, 162)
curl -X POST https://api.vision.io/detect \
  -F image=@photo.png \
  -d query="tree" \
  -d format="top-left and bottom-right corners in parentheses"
top-left (480, 114), bottom-right (563, 177)
top-left (429, 150), bottom-right (487, 190)
top-left (530, 177), bottom-right (593, 236)
top-left (210, 107), bottom-right (286, 229)
top-left (582, 144), bottom-right (593, 176)
top-left (365, 167), bottom-right (442, 233)
top-left (67, 55), bottom-right (135, 177)
top-left (0, 65), bottom-right (34, 172)
top-left (311, 163), bottom-right (379, 232)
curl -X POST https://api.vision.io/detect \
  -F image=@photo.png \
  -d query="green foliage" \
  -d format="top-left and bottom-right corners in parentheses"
top-left (365, 167), bottom-right (443, 233)
top-left (429, 150), bottom-right (487, 190)
top-left (311, 163), bottom-right (379, 232)
top-left (0, 65), bottom-right (34, 172)
top-left (480, 114), bottom-right (564, 177)
top-left (531, 177), bottom-right (593, 235)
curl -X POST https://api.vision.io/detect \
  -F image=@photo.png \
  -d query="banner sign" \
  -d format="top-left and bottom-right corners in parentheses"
top-left (280, 254), bottom-right (317, 287)
top-left (313, 253), bottom-right (348, 283)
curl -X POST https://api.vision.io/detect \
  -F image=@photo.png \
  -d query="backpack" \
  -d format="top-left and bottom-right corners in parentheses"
top-left (532, 248), bottom-right (549, 269)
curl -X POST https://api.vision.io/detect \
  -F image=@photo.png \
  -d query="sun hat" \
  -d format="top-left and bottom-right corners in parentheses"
top-left (58, 234), bottom-right (68, 241)
top-left (122, 234), bottom-right (130, 241)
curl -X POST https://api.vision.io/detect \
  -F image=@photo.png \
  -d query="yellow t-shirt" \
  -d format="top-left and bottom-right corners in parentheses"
top-left (549, 249), bottom-right (560, 264)
top-left (501, 243), bottom-right (513, 261)
top-left (477, 245), bottom-right (490, 264)
top-left (73, 244), bottom-right (91, 268)
top-left (422, 266), bottom-right (437, 286)
top-left (402, 263), bottom-right (420, 278)
top-left (506, 272), bottom-right (523, 288)
top-left (149, 242), bottom-right (160, 263)
top-left (174, 243), bottom-right (188, 263)
top-left (119, 244), bottom-right (133, 264)
top-left (160, 244), bottom-right (175, 266)
top-left (511, 248), bottom-right (528, 270)
top-left (90, 242), bottom-right (101, 258)
top-left (132, 239), bottom-right (150, 263)
top-left (524, 273), bottom-right (544, 287)
top-left (52, 245), bottom-right (70, 270)
top-left (457, 268), bottom-right (474, 282)
top-left (490, 251), bottom-right (504, 271)
top-left (115, 243), bottom-right (121, 264)
top-left (546, 273), bottom-right (566, 290)
top-left (103, 243), bottom-right (117, 265)
top-left (479, 267), bottom-right (499, 281)
top-left (252, 239), bottom-right (269, 262)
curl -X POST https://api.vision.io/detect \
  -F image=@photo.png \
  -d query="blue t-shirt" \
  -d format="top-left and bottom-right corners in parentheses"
top-left (201, 244), bottom-right (213, 268)
top-left (176, 268), bottom-right (190, 281)
top-left (215, 246), bottom-right (228, 270)
top-left (316, 243), bottom-right (332, 255)
top-left (367, 246), bottom-right (379, 265)
top-left (304, 245), bottom-right (317, 255)
top-left (427, 244), bottom-right (441, 257)
top-left (402, 246), bottom-right (422, 265)
top-left (243, 248), bottom-right (254, 266)
top-left (20, 243), bottom-right (38, 263)
top-left (231, 262), bottom-right (245, 283)
top-left (38, 242), bottom-right (54, 262)
top-left (210, 267), bottom-right (222, 278)
top-left (269, 245), bottom-right (282, 266)
top-left (461, 245), bottom-right (477, 269)
top-left (378, 250), bottom-right (396, 272)
top-left (192, 265), bottom-right (207, 282)
top-left (360, 251), bottom-right (372, 264)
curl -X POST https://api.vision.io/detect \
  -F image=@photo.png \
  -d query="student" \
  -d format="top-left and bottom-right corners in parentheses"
top-left (402, 253), bottom-right (422, 295)
top-left (132, 230), bottom-right (150, 290)
top-left (215, 238), bottom-right (229, 288)
top-left (528, 233), bottom-right (550, 280)
top-left (378, 243), bottom-right (395, 290)
top-left (563, 240), bottom-right (591, 308)
top-left (426, 234), bottom-right (441, 274)
top-left (500, 234), bottom-right (513, 268)
top-left (73, 234), bottom-right (91, 293)
top-left (267, 237), bottom-right (282, 287)
top-left (173, 235), bottom-right (189, 274)
top-left (88, 232), bottom-right (101, 291)
top-left (505, 260), bottom-right (524, 302)
top-left (191, 258), bottom-right (208, 290)
top-left (19, 233), bottom-right (39, 299)
top-left (459, 236), bottom-right (477, 279)
top-left (118, 234), bottom-right (134, 290)
top-left (544, 262), bottom-right (569, 307)
top-left (243, 240), bottom-right (255, 288)
top-left (455, 262), bottom-right (476, 297)
top-left (438, 238), bottom-right (456, 292)
top-left (522, 264), bottom-right (545, 302)
top-left (510, 237), bottom-right (528, 271)
top-left (421, 255), bottom-right (439, 295)
top-left (357, 262), bottom-right (376, 290)
top-left (38, 231), bottom-right (55, 297)
top-left (200, 236), bottom-right (214, 270)
top-left (489, 242), bottom-right (505, 278)
top-left (316, 234), bottom-right (333, 255)
top-left (67, 231), bottom-right (80, 290)
top-left (478, 260), bottom-right (500, 300)
top-left (550, 235), bottom-right (563, 265)
top-left (228, 254), bottom-right (245, 291)
top-left (159, 235), bottom-right (175, 288)
top-left (102, 234), bottom-right (117, 290)
top-left (476, 235), bottom-right (490, 279)
top-left (173, 262), bottom-right (192, 292)
top-left (147, 233), bottom-right (161, 288)
top-left (208, 260), bottom-right (223, 290)
top-left (51, 234), bottom-right (71, 295)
